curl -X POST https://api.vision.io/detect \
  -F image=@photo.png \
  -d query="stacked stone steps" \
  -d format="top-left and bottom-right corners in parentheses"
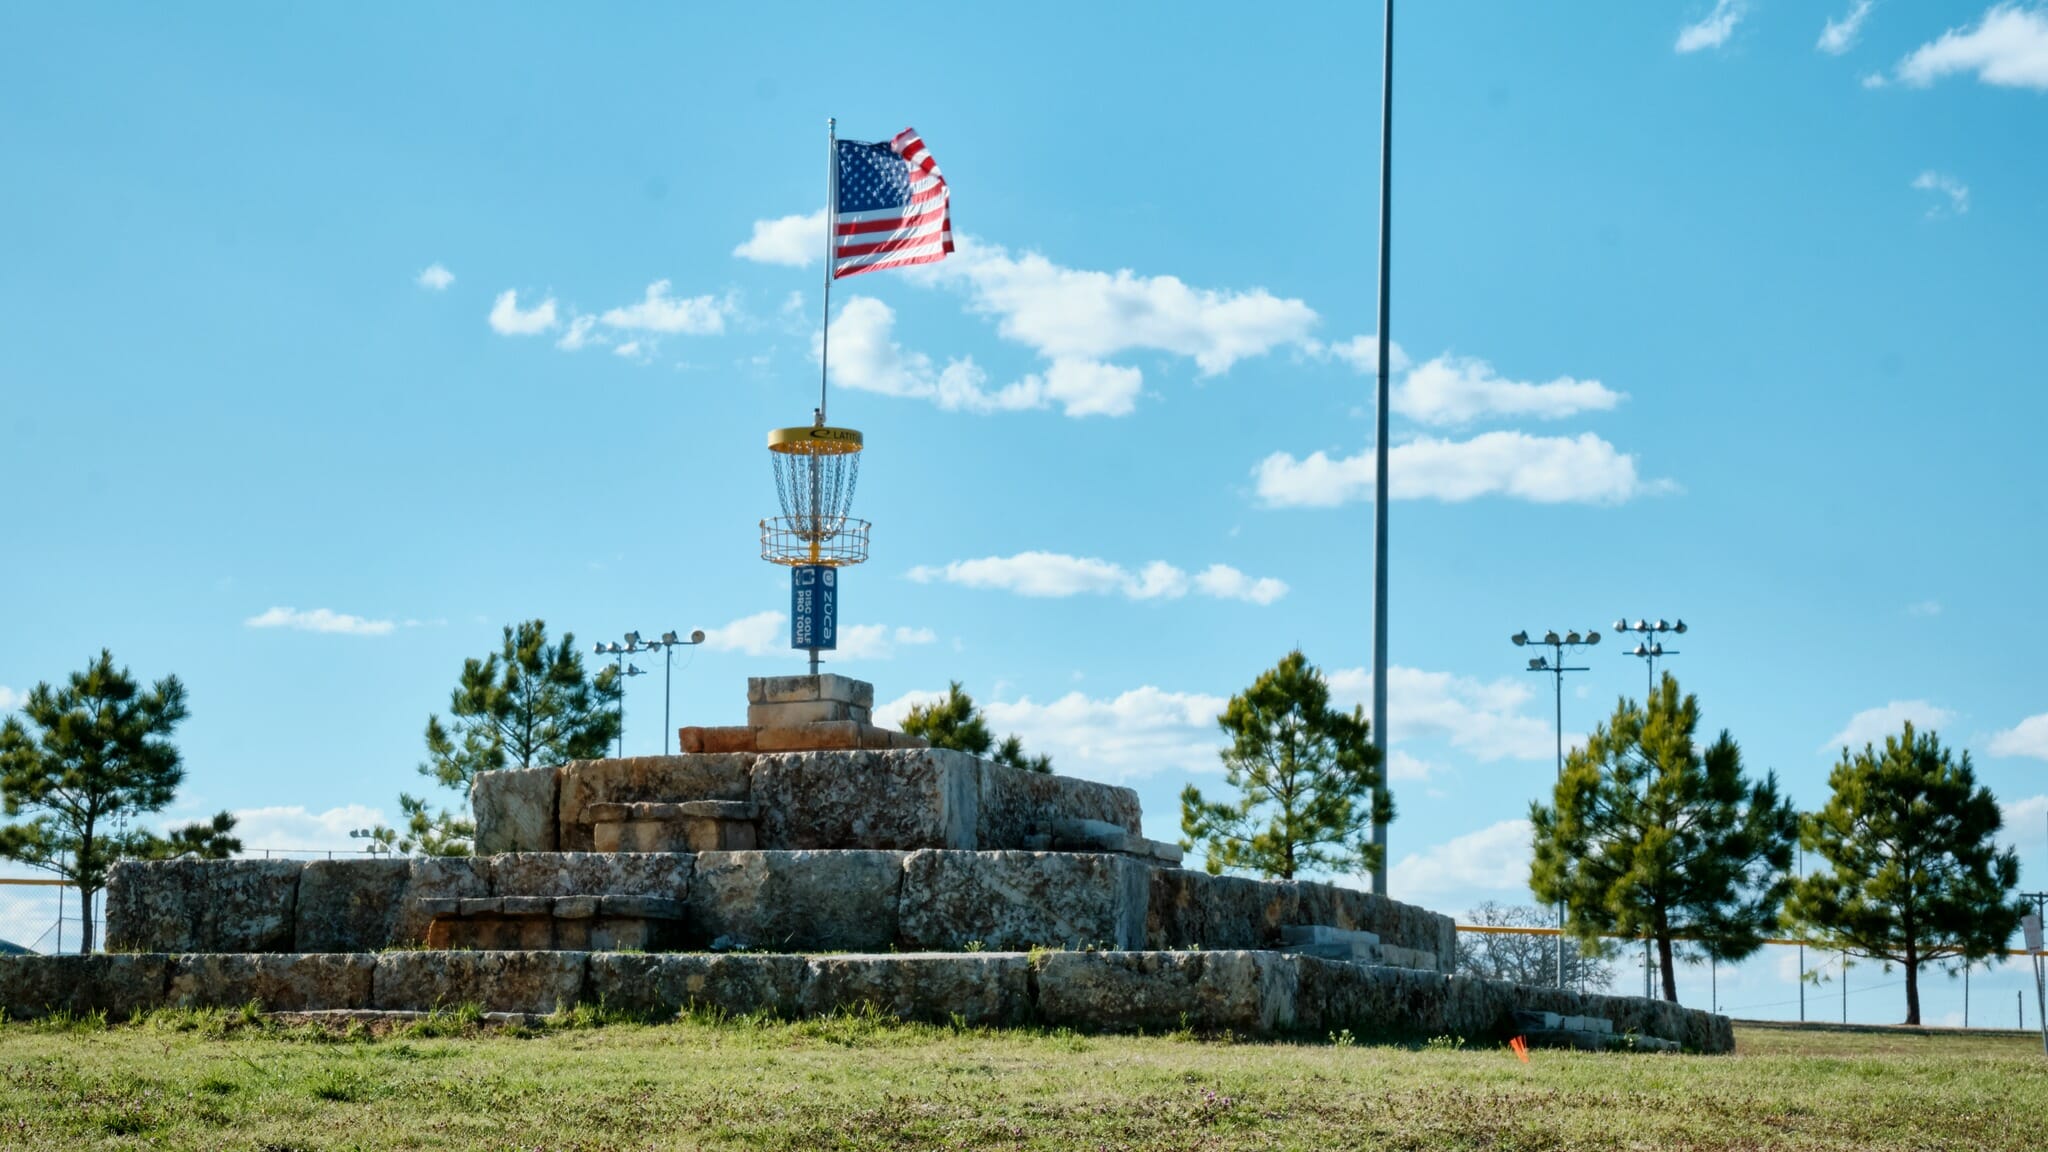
top-left (1275, 924), bottom-right (1443, 973)
top-left (677, 675), bottom-right (927, 754)
top-left (1512, 1008), bottom-right (1681, 1054)
top-left (0, 949), bottom-right (1735, 1051)
top-left (421, 894), bottom-right (687, 952)
top-left (588, 801), bottom-right (758, 853)
top-left (1021, 818), bottom-right (1183, 865)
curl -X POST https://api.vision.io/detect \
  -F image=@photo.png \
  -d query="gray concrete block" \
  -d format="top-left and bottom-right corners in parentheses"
top-left (897, 851), bottom-right (1149, 951)
top-left (472, 764), bottom-right (559, 854)
top-left (750, 749), bottom-right (979, 850)
top-left (688, 850), bottom-right (905, 952)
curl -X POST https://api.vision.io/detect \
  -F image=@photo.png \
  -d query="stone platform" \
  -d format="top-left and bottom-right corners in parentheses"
top-left (83, 674), bottom-right (1732, 1055)
top-left (0, 949), bottom-right (1734, 1051)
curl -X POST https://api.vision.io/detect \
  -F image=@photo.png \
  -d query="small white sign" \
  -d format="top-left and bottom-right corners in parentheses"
top-left (2025, 913), bottom-right (2044, 954)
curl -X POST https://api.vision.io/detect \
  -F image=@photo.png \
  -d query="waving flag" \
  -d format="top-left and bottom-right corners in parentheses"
top-left (832, 128), bottom-right (953, 278)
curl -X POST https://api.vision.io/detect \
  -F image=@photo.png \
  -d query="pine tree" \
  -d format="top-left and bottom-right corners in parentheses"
top-left (1530, 674), bottom-right (1796, 1002)
top-left (1180, 650), bottom-right (1388, 880)
top-left (901, 682), bottom-right (1052, 774)
top-left (1785, 722), bottom-right (2022, 1026)
top-left (422, 620), bottom-right (621, 792)
top-left (0, 651), bottom-right (191, 953)
top-left (115, 810), bottom-right (242, 861)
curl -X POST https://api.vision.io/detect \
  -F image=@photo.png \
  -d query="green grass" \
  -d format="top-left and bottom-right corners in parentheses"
top-left (0, 1009), bottom-right (2042, 1149)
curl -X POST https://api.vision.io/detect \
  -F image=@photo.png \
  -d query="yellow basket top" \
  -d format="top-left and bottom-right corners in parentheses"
top-left (768, 425), bottom-right (864, 455)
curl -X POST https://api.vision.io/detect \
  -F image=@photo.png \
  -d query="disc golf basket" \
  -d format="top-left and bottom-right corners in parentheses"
top-left (761, 423), bottom-right (869, 568)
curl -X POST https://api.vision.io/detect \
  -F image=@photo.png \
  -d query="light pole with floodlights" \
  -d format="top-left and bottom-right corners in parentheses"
top-left (640, 630), bottom-right (707, 754)
top-left (1512, 626), bottom-right (1601, 989)
top-left (593, 636), bottom-right (650, 757)
top-left (1614, 617), bottom-right (1686, 699)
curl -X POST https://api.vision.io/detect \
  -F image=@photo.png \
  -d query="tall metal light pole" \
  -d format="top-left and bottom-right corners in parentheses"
top-left (1367, 0), bottom-right (1396, 898)
top-left (594, 637), bottom-right (648, 758)
top-left (642, 629), bottom-right (707, 754)
top-left (1512, 627), bottom-right (1601, 988)
top-left (1614, 617), bottom-right (1686, 698)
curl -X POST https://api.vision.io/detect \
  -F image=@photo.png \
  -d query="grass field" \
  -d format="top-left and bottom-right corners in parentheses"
top-left (1, 1007), bottom-right (2044, 1150)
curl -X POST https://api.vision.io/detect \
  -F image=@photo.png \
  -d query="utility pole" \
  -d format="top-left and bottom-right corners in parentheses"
top-left (1367, 0), bottom-right (1395, 897)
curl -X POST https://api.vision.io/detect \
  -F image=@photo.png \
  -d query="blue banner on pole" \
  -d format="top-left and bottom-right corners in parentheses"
top-left (790, 565), bottom-right (837, 651)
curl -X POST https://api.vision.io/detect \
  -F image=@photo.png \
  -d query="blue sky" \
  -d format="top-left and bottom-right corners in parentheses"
top-left (4, 1), bottom-right (2047, 1021)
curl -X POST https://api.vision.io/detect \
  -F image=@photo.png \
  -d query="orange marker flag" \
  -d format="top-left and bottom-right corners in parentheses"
top-left (1509, 1035), bottom-right (1530, 1063)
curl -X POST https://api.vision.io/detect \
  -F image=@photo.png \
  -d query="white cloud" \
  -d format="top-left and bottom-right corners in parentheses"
top-left (1907, 599), bottom-right (1943, 617)
top-left (1300, 334), bottom-right (1410, 375)
top-left (1822, 700), bottom-right (1957, 752)
top-left (701, 610), bottom-right (787, 657)
top-left (613, 340), bottom-right (646, 360)
top-left (1999, 796), bottom-right (2048, 868)
top-left (820, 296), bottom-right (1050, 414)
top-left (1390, 819), bottom-right (1533, 902)
top-left (1192, 564), bottom-right (1290, 606)
top-left (488, 290), bottom-right (558, 335)
top-left (417, 263), bottom-right (455, 291)
top-left (1393, 355), bottom-right (1624, 426)
top-left (1991, 714), bottom-right (2048, 761)
top-left (0, 686), bottom-right (20, 712)
top-left (1327, 666), bottom-right (1556, 762)
top-left (1819, 1), bottom-right (1875, 54)
top-left (601, 280), bottom-right (733, 335)
top-left (877, 685), bottom-right (1231, 783)
top-left (1911, 171), bottom-right (1970, 217)
top-left (228, 804), bottom-right (388, 854)
top-left (1676, 0), bottom-right (1747, 53)
top-left (557, 314), bottom-right (602, 351)
top-left (734, 210), bottom-right (827, 267)
top-left (1255, 431), bottom-right (1652, 507)
top-left (833, 623), bottom-right (939, 661)
top-left (907, 551), bottom-right (1287, 605)
top-left (922, 238), bottom-right (1318, 375)
top-left (1386, 749), bottom-right (1436, 782)
top-left (244, 607), bottom-right (396, 637)
top-left (1011, 358), bottom-right (1146, 418)
top-left (1896, 4), bottom-right (2048, 90)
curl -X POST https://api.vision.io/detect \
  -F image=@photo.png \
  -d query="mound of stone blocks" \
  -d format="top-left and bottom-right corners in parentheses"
top-left (675, 675), bottom-right (928, 755)
top-left (0, 949), bottom-right (1733, 1051)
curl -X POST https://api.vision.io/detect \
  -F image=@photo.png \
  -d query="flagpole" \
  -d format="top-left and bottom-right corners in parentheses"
top-left (819, 117), bottom-right (837, 425)
top-left (1369, 0), bottom-right (1395, 896)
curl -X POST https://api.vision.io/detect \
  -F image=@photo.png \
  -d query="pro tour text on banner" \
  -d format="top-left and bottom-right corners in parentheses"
top-left (790, 565), bottom-right (837, 651)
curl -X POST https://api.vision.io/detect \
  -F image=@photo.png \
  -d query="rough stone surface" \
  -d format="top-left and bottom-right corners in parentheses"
top-left (389, 857), bottom-right (494, 946)
top-left (898, 851), bottom-right (1150, 951)
top-left (0, 954), bottom-right (170, 1019)
top-left (1145, 870), bottom-right (1292, 950)
top-left (749, 674), bottom-right (872, 708)
top-left (105, 859), bottom-right (303, 953)
top-left (472, 765), bottom-right (560, 854)
top-left (589, 952), bottom-right (807, 1018)
top-left (687, 850), bottom-right (904, 951)
top-left (747, 699), bottom-right (870, 727)
top-left (371, 950), bottom-right (586, 1014)
top-left (976, 762), bottom-right (1143, 849)
top-left (293, 858), bottom-right (411, 953)
top-left (558, 754), bottom-right (754, 851)
top-left (750, 750), bottom-right (978, 851)
top-left (1036, 951), bottom-right (1298, 1035)
top-left (168, 953), bottom-right (375, 1012)
top-left (489, 852), bottom-right (693, 901)
top-left (803, 954), bottom-right (1032, 1025)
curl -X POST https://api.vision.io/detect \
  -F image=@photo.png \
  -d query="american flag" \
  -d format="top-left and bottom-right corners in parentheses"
top-left (833, 128), bottom-right (953, 279)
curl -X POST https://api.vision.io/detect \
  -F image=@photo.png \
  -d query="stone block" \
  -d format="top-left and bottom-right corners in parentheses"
top-left (489, 852), bottom-right (693, 901)
top-left (750, 749), bottom-right (979, 850)
top-left (687, 850), bottom-right (904, 952)
top-left (472, 765), bottom-right (560, 854)
top-left (1378, 945), bottom-right (1440, 972)
top-left (1145, 870), bottom-right (1293, 951)
top-left (1035, 951), bottom-right (1298, 1035)
top-left (1294, 956), bottom-right (1454, 1040)
top-left (589, 952), bottom-right (807, 1018)
top-left (802, 954), bottom-right (1032, 1026)
top-left (371, 950), bottom-right (586, 1014)
top-left (104, 859), bottom-right (303, 953)
top-left (0, 954), bottom-right (170, 1019)
top-left (753, 721), bottom-right (891, 752)
top-left (168, 954), bottom-right (375, 1012)
top-left (747, 674), bottom-right (872, 708)
top-left (746, 699), bottom-right (870, 727)
top-left (1048, 818), bottom-right (1184, 864)
top-left (294, 858), bottom-right (412, 952)
top-left (390, 857), bottom-right (493, 945)
top-left (976, 762), bottom-right (1143, 850)
top-left (897, 850), bottom-right (1150, 951)
top-left (558, 754), bottom-right (754, 851)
